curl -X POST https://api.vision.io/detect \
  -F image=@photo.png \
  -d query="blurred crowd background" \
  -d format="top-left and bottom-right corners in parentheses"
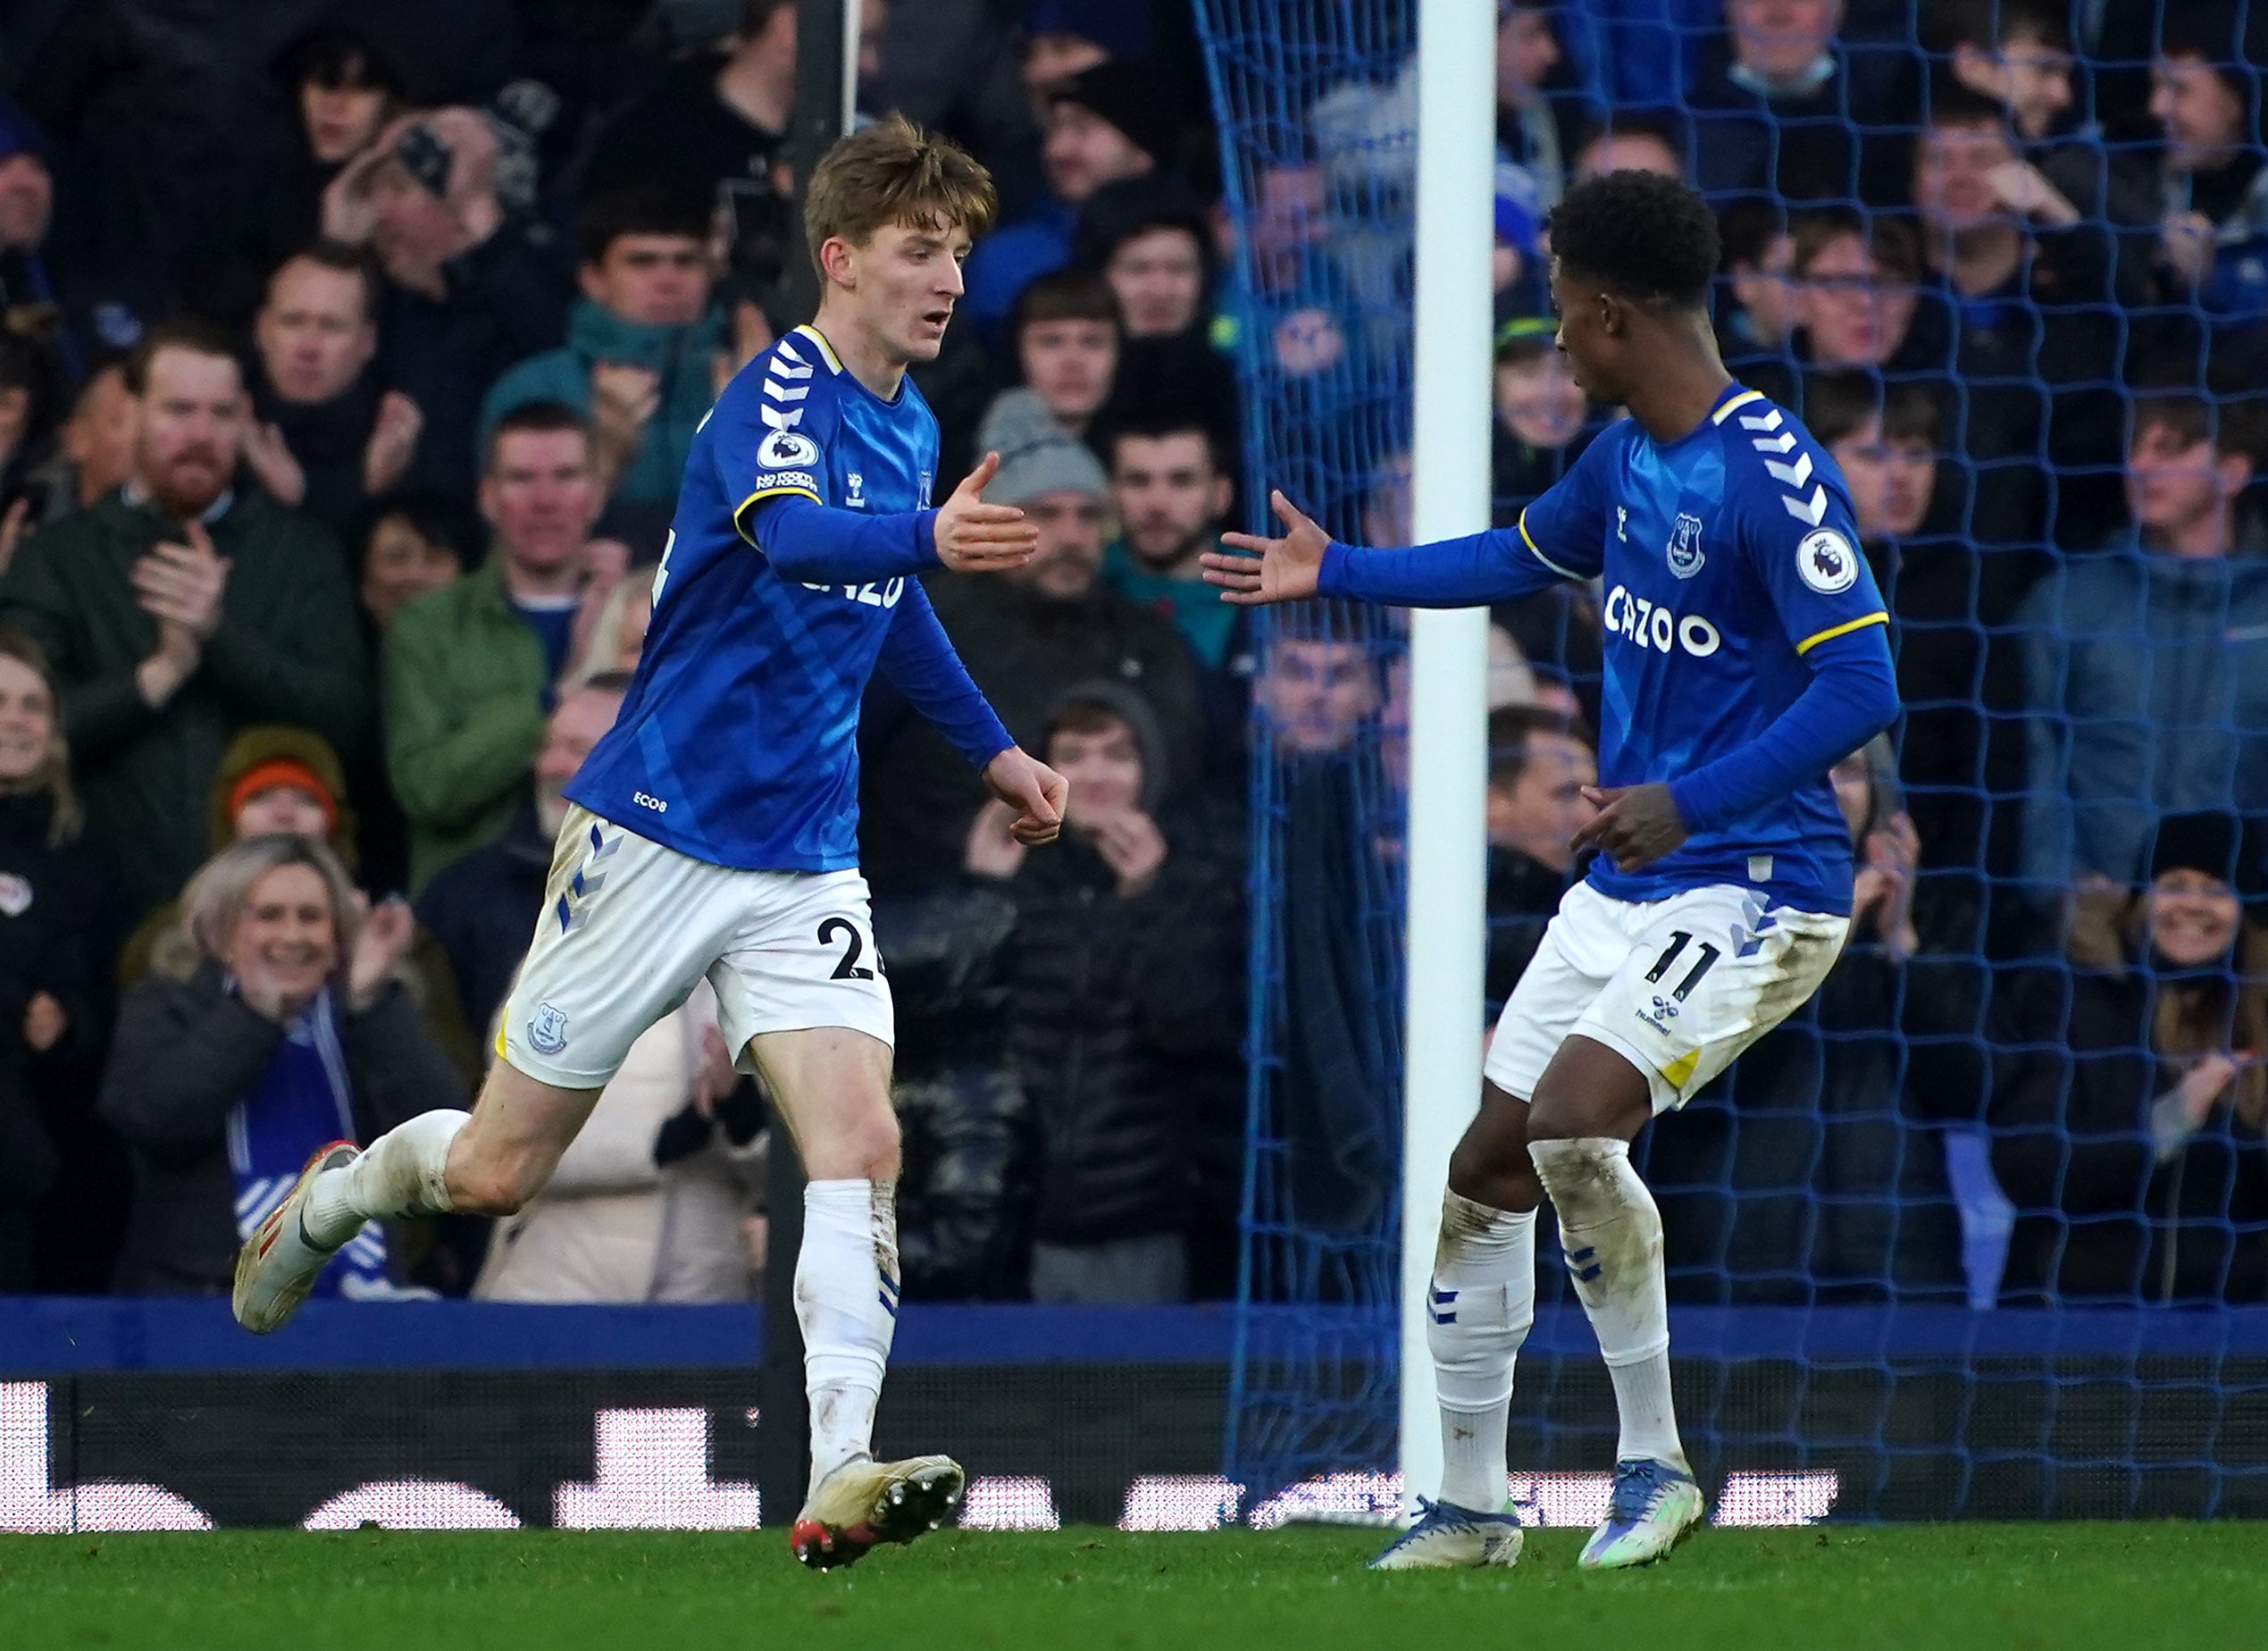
top-left (0, 0), bottom-right (2264, 1315)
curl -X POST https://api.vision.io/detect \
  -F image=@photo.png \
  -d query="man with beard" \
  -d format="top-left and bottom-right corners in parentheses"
top-left (0, 321), bottom-right (371, 924)
top-left (1101, 411), bottom-right (1237, 669)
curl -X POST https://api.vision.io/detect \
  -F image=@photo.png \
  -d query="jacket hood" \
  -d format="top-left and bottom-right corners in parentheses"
top-left (565, 298), bottom-right (726, 373)
top-left (205, 724), bottom-right (358, 867)
top-left (1042, 678), bottom-right (1171, 812)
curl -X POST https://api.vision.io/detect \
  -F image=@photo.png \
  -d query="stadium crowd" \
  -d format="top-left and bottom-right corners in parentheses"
top-left (0, 0), bottom-right (2263, 1311)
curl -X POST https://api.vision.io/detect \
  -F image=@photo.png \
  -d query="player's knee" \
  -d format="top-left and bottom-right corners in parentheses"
top-left (1447, 1132), bottom-right (1539, 1213)
top-left (844, 1107), bottom-right (902, 1182)
top-left (1522, 1093), bottom-right (1584, 1146)
top-left (447, 1154), bottom-right (542, 1218)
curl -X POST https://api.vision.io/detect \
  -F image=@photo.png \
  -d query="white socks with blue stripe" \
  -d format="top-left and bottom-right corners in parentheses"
top-left (1427, 1192), bottom-right (1536, 1512)
top-left (799, 1177), bottom-right (900, 1496)
top-left (1528, 1136), bottom-right (1687, 1471)
top-left (305, 1109), bottom-right (470, 1245)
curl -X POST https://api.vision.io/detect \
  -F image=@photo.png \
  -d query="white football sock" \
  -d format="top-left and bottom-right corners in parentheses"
top-left (799, 1178), bottom-right (900, 1496)
top-left (1528, 1136), bottom-right (1687, 1471)
top-left (304, 1110), bottom-right (470, 1247)
top-left (1427, 1192), bottom-right (1536, 1512)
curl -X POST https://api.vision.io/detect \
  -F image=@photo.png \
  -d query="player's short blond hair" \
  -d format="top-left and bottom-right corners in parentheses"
top-left (803, 113), bottom-right (997, 276)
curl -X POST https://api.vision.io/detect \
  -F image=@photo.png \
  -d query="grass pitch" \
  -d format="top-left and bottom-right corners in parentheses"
top-left (1, 1524), bottom-right (2257, 1651)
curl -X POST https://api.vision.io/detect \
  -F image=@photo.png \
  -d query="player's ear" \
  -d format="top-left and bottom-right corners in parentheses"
top-left (818, 235), bottom-right (857, 289)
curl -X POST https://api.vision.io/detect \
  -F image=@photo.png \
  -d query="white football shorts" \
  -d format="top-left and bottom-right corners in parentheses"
top-left (1482, 879), bottom-right (1847, 1114)
top-left (498, 805), bottom-right (893, 1089)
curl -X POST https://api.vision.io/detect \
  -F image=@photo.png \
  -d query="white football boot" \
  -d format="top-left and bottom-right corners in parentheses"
top-left (790, 1454), bottom-right (966, 1570)
top-left (1577, 1458), bottom-right (1704, 1570)
top-left (1368, 1498), bottom-right (1525, 1570)
top-left (231, 1141), bottom-right (358, 1334)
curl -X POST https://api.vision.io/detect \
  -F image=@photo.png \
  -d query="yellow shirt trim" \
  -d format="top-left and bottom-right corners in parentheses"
top-left (1795, 611), bottom-right (1888, 655)
top-left (1515, 511), bottom-right (1584, 581)
top-left (732, 483), bottom-right (824, 546)
top-left (792, 324), bottom-right (843, 373)
top-left (1711, 388), bottom-right (1766, 424)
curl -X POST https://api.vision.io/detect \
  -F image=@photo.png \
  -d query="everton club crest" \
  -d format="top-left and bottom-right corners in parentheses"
top-left (1666, 512), bottom-right (1705, 579)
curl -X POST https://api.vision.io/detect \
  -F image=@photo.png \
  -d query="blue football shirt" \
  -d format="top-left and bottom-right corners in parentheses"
top-left (1513, 385), bottom-right (1890, 914)
top-left (567, 323), bottom-right (952, 870)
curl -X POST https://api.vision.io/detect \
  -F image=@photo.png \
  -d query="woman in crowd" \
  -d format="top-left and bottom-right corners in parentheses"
top-left (0, 630), bottom-right (111, 1288)
top-left (1990, 812), bottom-right (2268, 1303)
top-left (99, 835), bottom-right (464, 1296)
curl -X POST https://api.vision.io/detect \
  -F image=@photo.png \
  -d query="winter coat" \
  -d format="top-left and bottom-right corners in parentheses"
top-left (0, 490), bottom-right (372, 923)
top-left (875, 880), bottom-right (1027, 1299)
top-left (2020, 539), bottom-right (2268, 892)
top-left (115, 725), bottom-right (484, 1085)
top-left (1001, 824), bottom-right (1244, 1249)
top-left (1485, 845), bottom-right (1568, 1011)
top-left (479, 299), bottom-right (727, 507)
top-left (859, 574), bottom-right (1205, 889)
top-left (1989, 966), bottom-right (2268, 1303)
top-left (385, 557), bottom-right (551, 890)
top-left (251, 368), bottom-right (387, 541)
top-left (98, 960), bottom-right (465, 1294)
top-left (476, 984), bottom-right (759, 1303)
top-left (0, 792), bottom-right (111, 1286)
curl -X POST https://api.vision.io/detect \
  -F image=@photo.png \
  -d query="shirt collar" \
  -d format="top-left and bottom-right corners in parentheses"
top-left (121, 480), bottom-right (235, 524)
top-left (1728, 51), bottom-right (1837, 99)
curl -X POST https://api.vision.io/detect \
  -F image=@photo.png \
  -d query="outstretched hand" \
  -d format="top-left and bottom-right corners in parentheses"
top-left (982, 745), bottom-right (1069, 846)
top-left (1570, 783), bottom-right (1689, 874)
top-left (1201, 490), bottom-right (1329, 606)
top-left (934, 451), bottom-right (1040, 574)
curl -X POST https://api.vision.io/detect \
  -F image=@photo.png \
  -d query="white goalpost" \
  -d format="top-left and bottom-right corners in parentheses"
top-left (1397, 0), bottom-right (1499, 1514)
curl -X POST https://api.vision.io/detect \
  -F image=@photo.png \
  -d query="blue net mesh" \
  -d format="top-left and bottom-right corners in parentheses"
top-left (1199, 0), bottom-right (2268, 1522)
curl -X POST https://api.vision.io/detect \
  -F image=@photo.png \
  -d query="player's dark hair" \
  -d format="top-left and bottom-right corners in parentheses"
top-left (123, 317), bottom-right (245, 398)
top-left (1879, 382), bottom-right (1941, 448)
top-left (273, 23), bottom-right (409, 99)
top-left (2130, 367), bottom-right (2267, 463)
top-left (1547, 172), bottom-right (1719, 311)
top-left (1487, 704), bottom-right (1592, 795)
top-left (1789, 207), bottom-right (1922, 286)
top-left (486, 399), bottom-right (590, 470)
top-left (1049, 698), bottom-right (1136, 744)
top-left (1804, 370), bottom-right (1941, 450)
top-left (577, 189), bottom-right (712, 267)
top-left (1716, 199), bottom-right (1787, 273)
top-left (1926, 81), bottom-right (2019, 133)
top-left (1929, 0), bottom-right (2068, 54)
top-left (1012, 267), bottom-right (1122, 337)
top-left (355, 485), bottom-right (482, 579)
top-left (1094, 406), bottom-right (1230, 478)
